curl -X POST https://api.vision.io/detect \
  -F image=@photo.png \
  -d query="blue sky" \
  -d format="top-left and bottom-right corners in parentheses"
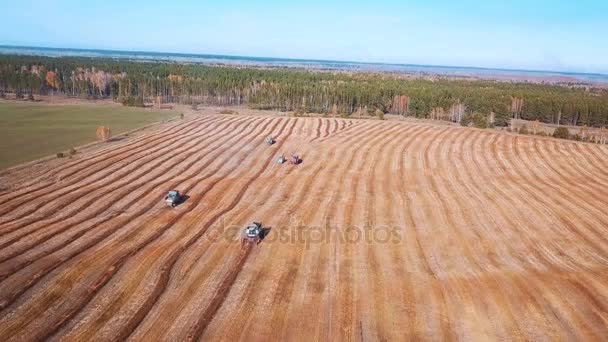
top-left (1, 0), bottom-right (607, 73)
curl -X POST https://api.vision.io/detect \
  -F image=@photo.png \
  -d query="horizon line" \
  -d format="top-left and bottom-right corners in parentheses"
top-left (1, 44), bottom-right (607, 78)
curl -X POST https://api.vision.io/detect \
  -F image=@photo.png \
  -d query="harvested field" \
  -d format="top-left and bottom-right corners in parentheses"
top-left (0, 114), bottom-right (608, 341)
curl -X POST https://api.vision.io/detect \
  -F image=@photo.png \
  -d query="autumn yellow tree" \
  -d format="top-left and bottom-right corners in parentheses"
top-left (45, 71), bottom-right (62, 90)
top-left (96, 126), bottom-right (111, 142)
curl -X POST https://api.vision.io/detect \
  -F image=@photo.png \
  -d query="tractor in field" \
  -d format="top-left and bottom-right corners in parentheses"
top-left (242, 222), bottom-right (263, 244)
top-left (164, 190), bottom-right (181, 207)
top-left (277, 154), bottom-right (287, 164)
top-left (289, 153), bottom-right (302, 165)
top-left (266, 136), bottom-right (276, 145)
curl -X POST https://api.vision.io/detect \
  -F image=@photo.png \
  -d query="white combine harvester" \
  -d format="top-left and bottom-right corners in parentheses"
top-left (164, 190), bottom-right (181, 208)
top-left (242, 222), bottom-right (263, 244)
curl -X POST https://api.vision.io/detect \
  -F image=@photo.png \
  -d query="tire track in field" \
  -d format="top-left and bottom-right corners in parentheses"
top-left (360, 124), bottom-right (420, 340)
top-left (453, 131), bottom-right (538, 273)
top-left (575, 142), bottom-right (608, 172)
top-left (275, 122), bottom-right (404, 341)
top-left (316, 124), bottom-right (421, 340)
top-left (0, 117), bottom-right (281, 318)
top-left (316, 119), bottom-right (364, 143)
top-left (524, 137), bottom-right (608, 219)
top-left (565, 273), bottom-right (608, 334)
top-left (358, 124), bottom-right (398, 340)
top-left (469, 132), bottom-right (580, 270)
top-left (539, 274), bottom-right (607, 339)
top-left (404, 126), bottom-right (458, 340)
top-left (308, 117), bottom-right (327, 143)
top-left (561, 142), bottom-right (608, 187)
top-left (541, 138), bottom-right (608, 192)
top-left (422, 127), bottom-right (485, 276)
top-left (0, 117), bottom-right (250, 267)
top-left (435, 128), bottom-right (492, 273)
top-left (351, 123), bottom-right (402, 340)
top-left (270, 122), bottom-right (398, 341)
top-left (453, 130), bottom-right (525, 269)
top-left (424, 128), bottom-right (492, 340)
top-left (513, 271), bottom-right (597, 340)
top-left (395, 126), bottom-right (436, 281)
top-left (313, 118), bottom-right (322, 141)
top-left (504, 136), bottom-right (608, 257)
top-left (322, 118), bottom-right (331, 138)
top-left (527, 155), bottom-right (608, 259)
top-left (332, 123), bottom-right (408, 338)
top-left (182, 244), bottom-right (253, 341)
top-left (0, 116), bottom-right (275, 281)
top-left (491, 135), bottom-right (608, 263)
top-left (514, 137), bottom-right (608, 239)
top-left (480, 133), bottom-right (589, 270)
top-left (455, 131), bottom-right (562, 339)
top-left (389, 125), bottom-right (433, 340)
top-left (540, 139), bottom-right (608, 196)
top-left (504, 136), bottom-right (608, 250)
top-left (297, 123), bottom-right (414, 341)
top-left (0, 116), bottom-right (219, 219)
top-left (440, 130), bottom-right (520, 340)
top-left (331, 119), bottom-right (340, 135)
top-left (0, 116), bottom-right (225, 226)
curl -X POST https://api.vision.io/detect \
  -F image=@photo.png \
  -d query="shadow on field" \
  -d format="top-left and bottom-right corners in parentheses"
top-left (108, 136), bottom-right (127, 142)
top-left (176, 194), bottom-right (190, 206)
top-left (259, 227), bottom-right (272, 242)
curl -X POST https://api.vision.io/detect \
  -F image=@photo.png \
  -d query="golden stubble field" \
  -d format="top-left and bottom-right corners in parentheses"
top-left (0, 114), bottom-right (607, 341)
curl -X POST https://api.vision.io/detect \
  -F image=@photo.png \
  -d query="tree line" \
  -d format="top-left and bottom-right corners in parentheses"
top-left (1, 54), bottom-right (607, 127)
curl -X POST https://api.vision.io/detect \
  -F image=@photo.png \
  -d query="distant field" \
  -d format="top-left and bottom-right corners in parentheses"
top-left (0, 102), bottom-right (175, 169)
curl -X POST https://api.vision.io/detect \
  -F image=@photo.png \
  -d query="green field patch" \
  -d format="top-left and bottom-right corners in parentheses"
top-left (0, 102), bottom-right (175, 169)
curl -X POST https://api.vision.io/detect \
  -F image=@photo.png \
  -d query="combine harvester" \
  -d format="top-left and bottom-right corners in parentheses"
top-left (276, 153), bottom-right (301, 165)
top-left (164, 190), bottom-right (181, 208)
top-left (242, 222), bottom-right (263, 244)
top-left (289, 153), bottom-right (302, 165)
